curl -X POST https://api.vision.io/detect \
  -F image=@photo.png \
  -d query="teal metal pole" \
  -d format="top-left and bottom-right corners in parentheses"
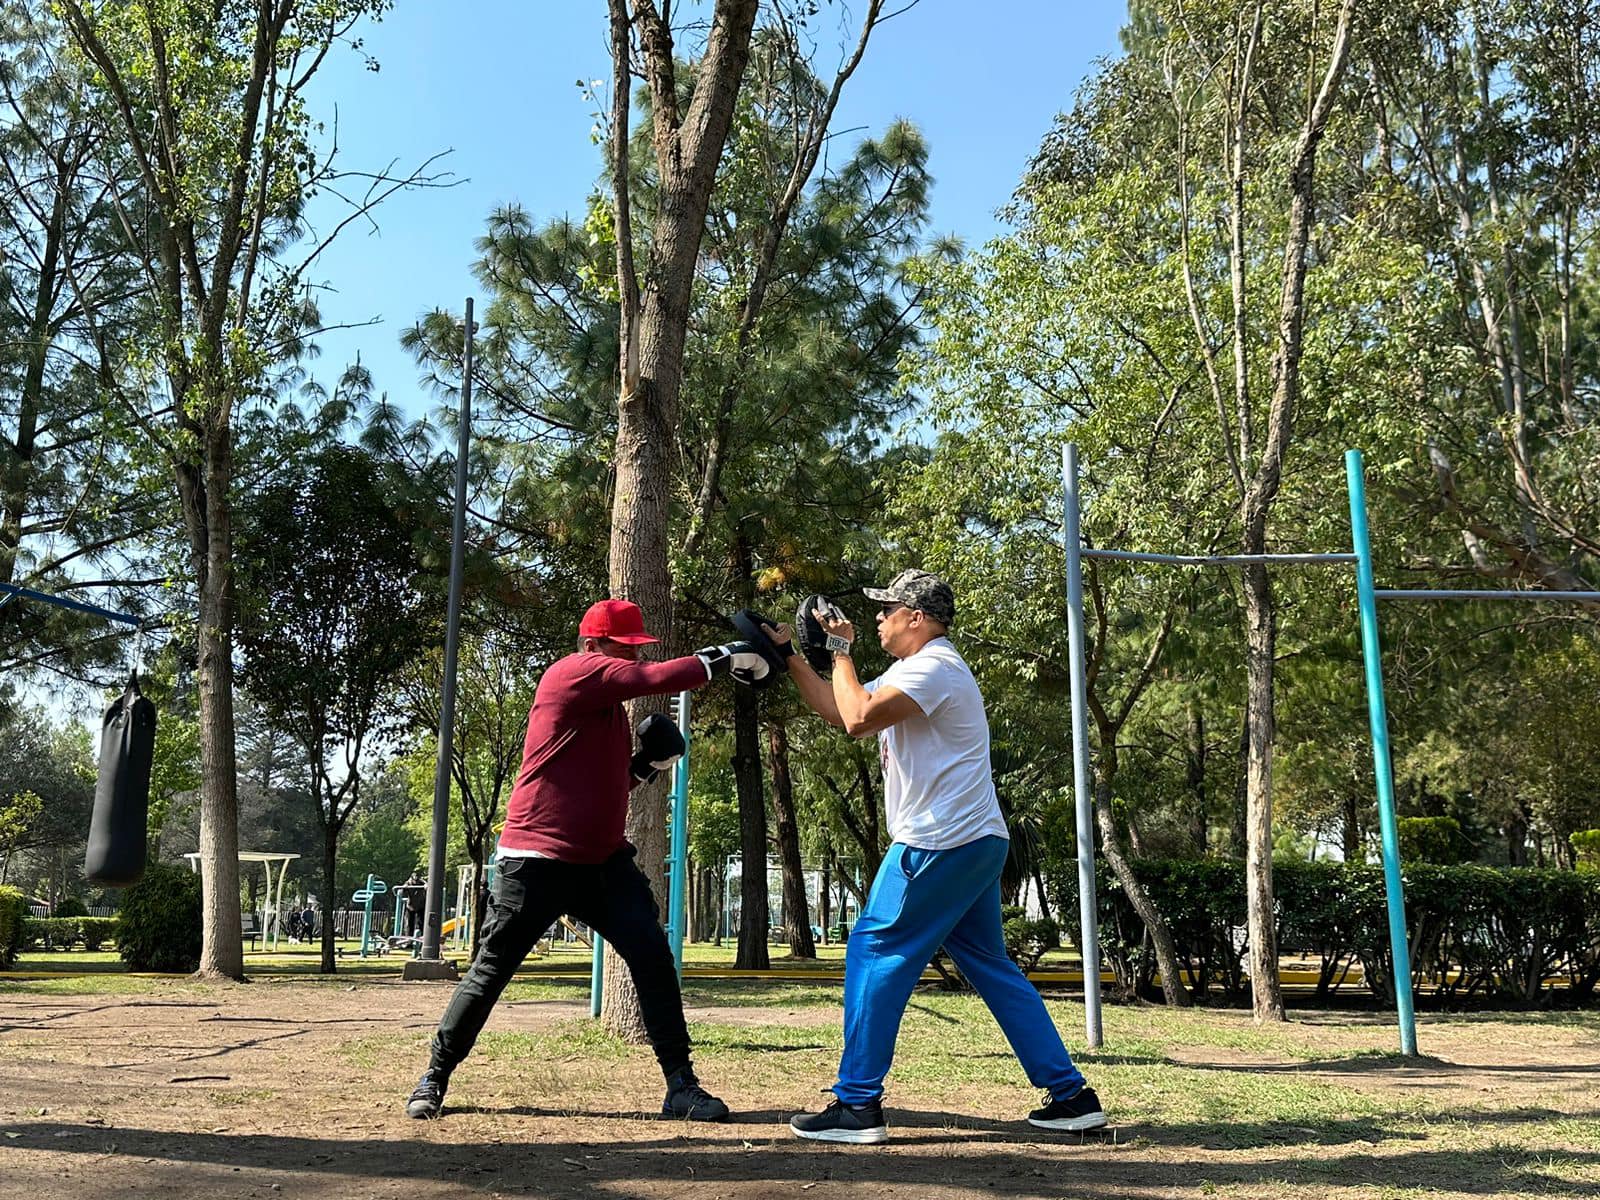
top-left (590, 936), bottom-right (604, 1018)
top-left (1345, 449), bottom-right (1419, 1057)
top-left (667, 690), bottom-right (692, 979)
top-left (359, 873), bottom-right (378, 959)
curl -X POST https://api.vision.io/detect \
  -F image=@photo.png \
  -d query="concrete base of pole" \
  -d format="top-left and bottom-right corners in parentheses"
top-left (401, 958), bottom-right (460, 982)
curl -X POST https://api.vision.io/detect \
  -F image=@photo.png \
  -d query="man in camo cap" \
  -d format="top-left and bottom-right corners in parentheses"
top-left (774, 568), bottom-right (1107, 1143)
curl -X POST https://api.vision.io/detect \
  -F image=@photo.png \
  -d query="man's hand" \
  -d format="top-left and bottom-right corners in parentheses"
top-left (764, 621), bottom-right (795, 655)
top-left (814, 605), bottom-right (855, 656)
top-left (630, 713), bottom-right (686, 783)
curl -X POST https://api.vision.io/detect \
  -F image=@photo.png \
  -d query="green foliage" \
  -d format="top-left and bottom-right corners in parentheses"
top-left (117, 861), bottom-right (202, 973)
top-left (53, 895), bottom-right (88, 918)
top-left (1000, 904), bottom-right (1060, 973)
top-left (0, 884), bottom-right (24, 968)
top-left (1574, 830), bottom-right (1600, 872)
top-left (1398, 816), bottom-right (1469, 865)
top-left (0, 790), bottom-right (43, 858)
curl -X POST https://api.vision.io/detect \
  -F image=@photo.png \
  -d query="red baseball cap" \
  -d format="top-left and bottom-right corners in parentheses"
top-left (578, 598), bottom-right (659, 645)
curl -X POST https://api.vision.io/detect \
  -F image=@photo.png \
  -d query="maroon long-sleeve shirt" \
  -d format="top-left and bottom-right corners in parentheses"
top-left (497, 651), bottom-right (708, 862)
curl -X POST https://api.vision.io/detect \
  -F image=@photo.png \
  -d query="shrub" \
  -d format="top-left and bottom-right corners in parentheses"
top-left (1001, 905), bottom-right (1060, 973)
top-left (118, 861), bottom-right (202, 972)
top-left (0, 885), bottom-right (24, 968)
top-left (79, 916), bottom-right (117, 951)
top-left (53, 896), bottom-right (90, 919)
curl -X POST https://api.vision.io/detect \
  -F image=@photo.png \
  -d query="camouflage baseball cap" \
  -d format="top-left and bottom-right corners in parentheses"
top-left (863, 569), bottom-right (956, 626)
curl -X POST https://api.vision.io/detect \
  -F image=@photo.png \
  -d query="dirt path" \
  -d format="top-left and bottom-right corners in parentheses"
top-left (2, 982), bottom-right (1597, 1199)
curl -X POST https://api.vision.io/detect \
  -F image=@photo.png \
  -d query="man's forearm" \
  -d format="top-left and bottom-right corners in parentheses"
top-left (830, 655), bottom-right (872, 731)
top-left (788, 652), bottom-right (844, 727)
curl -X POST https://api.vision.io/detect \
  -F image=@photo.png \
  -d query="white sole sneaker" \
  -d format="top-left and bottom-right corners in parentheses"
top-left (1028, 1111), bottom-right (1109, 1132)
top-left (789, 1120), bottom-right (890, 1144)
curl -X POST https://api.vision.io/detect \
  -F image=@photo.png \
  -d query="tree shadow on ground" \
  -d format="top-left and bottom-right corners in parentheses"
top-left (7, 1121), bottom-right (1596, 1200)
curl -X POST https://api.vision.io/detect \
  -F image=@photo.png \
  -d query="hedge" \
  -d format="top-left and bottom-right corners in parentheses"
top-left (21, 916), bottom-right (119, 952)
top-left (1054, 858), bottom-right (1600, 1006)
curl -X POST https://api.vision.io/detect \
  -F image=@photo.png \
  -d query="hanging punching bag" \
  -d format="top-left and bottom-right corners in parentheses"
top-left (84, 671), bottom-right (158, 886)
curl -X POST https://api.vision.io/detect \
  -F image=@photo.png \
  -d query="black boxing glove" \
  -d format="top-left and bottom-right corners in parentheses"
top-left (694, 640), bottom-right (772, 686)
top-left (630, 712), bottom-right (687, 783)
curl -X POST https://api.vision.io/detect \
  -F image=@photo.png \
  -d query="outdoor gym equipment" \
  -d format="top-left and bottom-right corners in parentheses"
top-left (591, 687), bottom-right (692, 1017)
top-left (352, 874), bottom-right (390, 958)
top-left (1062, 443), bottom-right (1600, 1058)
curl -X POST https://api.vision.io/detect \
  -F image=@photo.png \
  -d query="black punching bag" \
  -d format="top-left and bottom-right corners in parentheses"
top-left (84, 671), bottom-right (158, 886)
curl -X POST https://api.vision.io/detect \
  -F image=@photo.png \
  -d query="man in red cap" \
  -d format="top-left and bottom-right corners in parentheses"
top-left (405, 599), bottom-right (776, 1121)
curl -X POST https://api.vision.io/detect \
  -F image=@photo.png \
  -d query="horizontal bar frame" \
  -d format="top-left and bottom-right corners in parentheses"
top-left (1376, 589), bottom-right (1600, 603)
top-left (1080, 548), bottom-right (1359, 567)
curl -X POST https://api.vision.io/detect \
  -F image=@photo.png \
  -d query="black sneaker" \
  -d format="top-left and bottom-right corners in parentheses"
top-left (1028, 1085), bottom-right (1108, 1132)
top-left (405, 1067), bottom-right (449, 1119)
top-left (662, 1069), bottom-right (730, 1121)
top-left (789, 1096), bottom-right (889, 1144)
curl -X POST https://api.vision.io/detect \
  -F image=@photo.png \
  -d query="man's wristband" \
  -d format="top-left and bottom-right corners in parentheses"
top-left (825, 633), bottom-right (852, 656)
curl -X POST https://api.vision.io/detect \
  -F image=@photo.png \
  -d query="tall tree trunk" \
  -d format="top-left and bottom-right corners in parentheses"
top-left (0, 174), bottom-right (66, 587)
top-left (1235, 0), bottom-right (1355, 1024)
top-left (320, 824), bottom-right (338, 973)
top-left (767, 717), bottom-right (815, 958)
top-left (1186, 702), bottom-right (1209, 854)
top-left (189, 430), bottom-right (243, 980)
top-left (1231, 713), bottom-right (1250, 857)
top-left (1093, 770), bottom-right (1192, 1008)
top-left (602, 0), bottom-right (760, 1040)
top-left (819, 857), bottom-right (831, 945)
top-left (733, 684), bottom-right (769, 969)
top-left (1342, 789), bottom-right (1361, 862)
top-left (1240, 561), bottom-right (1284, 1020)
top-left (1506, 803), bottom-right (1529, 868)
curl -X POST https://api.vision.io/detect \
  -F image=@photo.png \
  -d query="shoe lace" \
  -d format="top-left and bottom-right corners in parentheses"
top-left (674, 1079), bottom-right (715, 1104)
top-left (413, 1073), bottom-right (444, 1099)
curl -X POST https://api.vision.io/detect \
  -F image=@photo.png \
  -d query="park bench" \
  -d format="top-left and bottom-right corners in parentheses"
top-left (242, 912), bottom-right (261, 951)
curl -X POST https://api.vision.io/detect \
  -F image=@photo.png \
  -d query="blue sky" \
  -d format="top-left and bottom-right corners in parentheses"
top-left (300, 1), bottom-right (1129, 416)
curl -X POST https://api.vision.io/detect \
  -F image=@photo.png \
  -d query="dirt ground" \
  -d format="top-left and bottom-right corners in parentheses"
top-left (2, 980), bottom-right (1597, 1200)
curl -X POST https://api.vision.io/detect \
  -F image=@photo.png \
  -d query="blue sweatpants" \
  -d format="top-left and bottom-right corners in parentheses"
top-left (834, 835), bottom-right (1087, 1105)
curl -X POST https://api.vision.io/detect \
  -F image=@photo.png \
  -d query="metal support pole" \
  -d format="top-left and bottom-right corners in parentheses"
top-left (590, 936), bottom-right (605, 1018)
top-left (413, 299), bottom-right (475, 976)
top-left (667, 689), bottom-right (692, 978)
top-left (1062, 444), bottom-right (1104, 1049)
top-left (1345, 449), bottom-right (1418, 1057)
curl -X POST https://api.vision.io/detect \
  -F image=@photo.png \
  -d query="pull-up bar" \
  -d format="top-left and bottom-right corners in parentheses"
top-left (1375, 588), bottom-right (1600, 603)
top-left (1065, 443), bottom-right (1600, 1059)
top-left (1081, 549), bottom-right (1358, 566)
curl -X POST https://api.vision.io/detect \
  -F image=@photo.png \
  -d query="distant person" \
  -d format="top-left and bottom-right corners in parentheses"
top-left (404, 598), bottom-right (779, 1122)
top-left (399, 873), bottom-right (425, 937)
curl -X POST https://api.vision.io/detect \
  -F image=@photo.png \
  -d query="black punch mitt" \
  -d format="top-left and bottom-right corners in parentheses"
top-left (728, 608), bottom-right (790, 689)
top-left (795, 594), bottom-right (835, 676)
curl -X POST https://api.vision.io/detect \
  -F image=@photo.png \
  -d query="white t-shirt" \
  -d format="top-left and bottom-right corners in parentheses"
top-left (866, 637), bottom-right (1009, 850)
